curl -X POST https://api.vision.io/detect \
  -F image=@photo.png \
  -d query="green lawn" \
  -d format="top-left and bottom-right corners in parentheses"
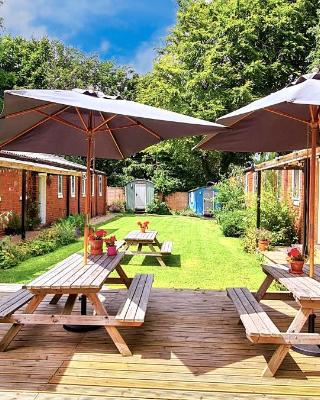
top-left (0, 215), bottom-right (264, 290)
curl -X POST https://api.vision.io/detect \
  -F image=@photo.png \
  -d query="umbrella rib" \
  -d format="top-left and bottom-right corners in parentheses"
top-left (75, 107), bottom-right (89, 131)
top-left (35, 109), bottom-right (86, 133)
top-left (125, 116), bottom-right (162, 140)
top-left (4, 103), bottom-right (54, 119)
top-left (98, 112), bottom-right (124, 159)
top-left (0, 106), bottom-right (70, 149)
top-left (92, 114), bottom-right (117, 132)
top-left (263, 108), bottom-right (309, 125)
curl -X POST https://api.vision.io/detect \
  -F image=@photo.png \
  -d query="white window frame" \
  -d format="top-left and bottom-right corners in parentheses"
top-left (91, 174), bottom-right (95, 197)
top-left (70, 176), bottom-right (76, 198)
top-left (244, 173), bottom-right (249, 193)
top-left (82, 174), bottom-right (86, 197)
top-left (292, 170), bottom-right (301, 205)
top-left (98, 175), bottom-right (103, 197)
top-left (57, 175), bottom-right (63, 198)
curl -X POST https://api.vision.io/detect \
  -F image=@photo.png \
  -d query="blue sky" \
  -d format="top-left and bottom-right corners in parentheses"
top-left (1, 0), bottom-right (178, 73)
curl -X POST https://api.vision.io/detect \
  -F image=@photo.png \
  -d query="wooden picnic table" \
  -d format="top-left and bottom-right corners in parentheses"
top-left (121, 230), bottom-right (172, 267)
top-left (0, 251), bottom-right (153, 355)
top-left (256, 263), bottom-right (320, 375)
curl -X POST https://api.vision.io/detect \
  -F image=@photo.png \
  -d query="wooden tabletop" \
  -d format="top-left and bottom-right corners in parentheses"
top-left (25, 252), bottom-right (124, 292)
top-left (263, 264), bottom-right (320, 301)
top-left (124, 230), bottom-right (158, 243)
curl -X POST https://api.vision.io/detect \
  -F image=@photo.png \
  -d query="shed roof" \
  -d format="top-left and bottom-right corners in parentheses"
top-left (126, 179), bottom-right (154, 185)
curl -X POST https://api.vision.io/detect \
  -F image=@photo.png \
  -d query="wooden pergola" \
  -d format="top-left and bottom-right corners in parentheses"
top-left (253, 148), bottom-right (320, 256)
top-left (0, 155), bottom-right (82, 240)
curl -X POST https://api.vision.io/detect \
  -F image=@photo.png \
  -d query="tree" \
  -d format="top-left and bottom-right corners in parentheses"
top-left (0, 35), bottom-right (138, 108)
top-left (136, 0), bottom-right (319, 186)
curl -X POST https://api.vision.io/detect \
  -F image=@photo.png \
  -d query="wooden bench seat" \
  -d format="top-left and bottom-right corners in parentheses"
top-left (116, 274), bottom-right (154, 325)
top-left (227, 287), bottom-right (320, 376)
top-left (161, 241), bottom-right (173, 255)
top-left (0, 289), bottom-right (34, 318)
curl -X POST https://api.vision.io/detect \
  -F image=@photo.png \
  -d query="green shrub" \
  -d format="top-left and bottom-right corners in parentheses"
top-left (261, 190), bottom-right (297, 246)
top-left (146, 199), bottom-right (171, 215)
top-left (173, 208), bottom-right (198, 217)
top-left (0, 215), bottom-right (81, 269)
top-left (219, 210), bottom-right (247, 237)
top-left (5, 212), bottom-right (21, 235)
top-left (242, 226), bottom-right (257, 253)
top-left (108, 201), bottom-right (125, 213)
top-left (215, 171), bottom-right (246, 214)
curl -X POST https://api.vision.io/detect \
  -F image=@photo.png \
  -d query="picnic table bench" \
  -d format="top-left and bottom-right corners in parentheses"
top-left (0, 252), bottom-right (154, 355)
top-left (118, 230), bottom-right (173, 267)
top-left (227, 263), bottom-right (320, 377)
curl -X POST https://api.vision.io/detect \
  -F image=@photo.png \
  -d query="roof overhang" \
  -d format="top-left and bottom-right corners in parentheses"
top-left (0, 156), bottom-right (82, 176)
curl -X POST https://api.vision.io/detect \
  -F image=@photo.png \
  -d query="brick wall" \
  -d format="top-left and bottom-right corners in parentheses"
top-left (0, 169), bottom-right (107, 229)
top-left (165, 192), bottom-right (188, 210)
top-left (107, 186), bottom-right (125, 205)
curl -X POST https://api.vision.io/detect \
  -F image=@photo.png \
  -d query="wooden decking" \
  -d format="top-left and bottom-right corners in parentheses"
top-left (0, 285), bottom-right (320, 399)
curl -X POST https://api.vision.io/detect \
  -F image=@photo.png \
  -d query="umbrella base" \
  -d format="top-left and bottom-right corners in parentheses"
top-left (63, 295), bottom-right (100, 332)
top-left (292, 344), bottom-right (320, 357)
top-left (63, 324), bottom-right (101, 333)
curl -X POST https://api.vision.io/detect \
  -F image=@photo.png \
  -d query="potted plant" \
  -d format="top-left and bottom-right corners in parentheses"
top-left (105, 235), bottom-right (117, 256)
top-left (137, 221), bottom-right (149, 233)
top-left (89, 228), bottom-right (107, 256)
top-left (287, 247), bottom-right (306, 275)
top-left (256, 228), bottom-right (272, 251)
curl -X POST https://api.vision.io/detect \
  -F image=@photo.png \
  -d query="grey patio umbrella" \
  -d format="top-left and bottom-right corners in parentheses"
top-left (195, 72), bottom-right (320, 277)
top-left (0, 88), bottom-right (224, 263)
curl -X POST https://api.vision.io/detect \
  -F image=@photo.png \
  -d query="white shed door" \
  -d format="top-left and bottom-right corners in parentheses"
top-left (135, 183), bottom-right (146, 209)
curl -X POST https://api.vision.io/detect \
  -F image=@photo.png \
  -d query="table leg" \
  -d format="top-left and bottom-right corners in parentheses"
top-left (255, 274), bottom-right (274, 302)
top-left (148, 244), bottom-right (166, 267)
top-left (0, 293), bottom-right (45, 351)
top-left (49, 294), bottom-right (63, 305)
top-left (87, 293), bottom-right (132, 356)
top-left (263, 307), bottom-right (313, 377)
top-left (115, 265), bottom-right (131, 289)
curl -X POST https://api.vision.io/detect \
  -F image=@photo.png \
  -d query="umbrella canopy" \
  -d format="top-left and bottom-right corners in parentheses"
top-left (0, 88), bottom-right (224, 263)
top-left (195, 72), bottom-right (320, 277)
top-left (0, 89), bottom-right (223, 158)
top-left (195, 72), bottom-right (320, 152)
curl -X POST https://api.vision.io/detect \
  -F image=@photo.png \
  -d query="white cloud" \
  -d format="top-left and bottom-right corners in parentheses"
top-left (1, 0), bottom-right (128, 39)
top-left (98, 40), bottom-right (110, 54)
top-left (129, 41), bottom-right (157, 74)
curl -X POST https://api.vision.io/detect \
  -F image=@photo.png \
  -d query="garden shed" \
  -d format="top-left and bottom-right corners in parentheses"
top-left (125, 179), bottom-right (154, 211)
top-left (188, 186), bottom-right (218, 216)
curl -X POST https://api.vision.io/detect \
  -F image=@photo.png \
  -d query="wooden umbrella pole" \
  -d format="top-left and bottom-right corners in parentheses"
top-left (309, 106), bottom-right (319, 277)
top-left (83, 131), bottom-right (93, 265)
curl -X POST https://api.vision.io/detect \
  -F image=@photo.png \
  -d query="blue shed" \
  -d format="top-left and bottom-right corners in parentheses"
top-left (188, 186), bottom-right (218, 216)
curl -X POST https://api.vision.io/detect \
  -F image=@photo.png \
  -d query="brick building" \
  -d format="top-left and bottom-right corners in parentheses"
top-left (0, 151), bottom-right (107, 230)
top-left (244, 149), bottom-right (320, 243)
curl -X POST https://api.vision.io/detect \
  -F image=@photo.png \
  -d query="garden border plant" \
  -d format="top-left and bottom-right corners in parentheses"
top-left (0, 214), bottom-right (85, 270)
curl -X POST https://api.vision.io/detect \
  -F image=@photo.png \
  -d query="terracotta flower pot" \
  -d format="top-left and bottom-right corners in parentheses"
top-left (258, 239), bottom-right (269, 251)
top-left (289, 261), bottom-right (304, 275)
top-left (107, 245), bottom-right (117, 256)
top-left (90, 239), bottom-right (103, 256)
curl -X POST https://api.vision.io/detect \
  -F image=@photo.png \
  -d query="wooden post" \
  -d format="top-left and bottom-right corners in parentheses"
top-left (256, 170), bottom-right (262, 229)
top-left (83, 112), bottom-right (93, 265)
top-left (302, 159), bottom-right (309, 257)
top-left (21, 169), bottom-right (26, 240)
top-left (308, 106), bottom-right (319, 277)
top-left (77, 176), bottom-right (81, 215)
top-left (66, 175), bottom-right (70, 217)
